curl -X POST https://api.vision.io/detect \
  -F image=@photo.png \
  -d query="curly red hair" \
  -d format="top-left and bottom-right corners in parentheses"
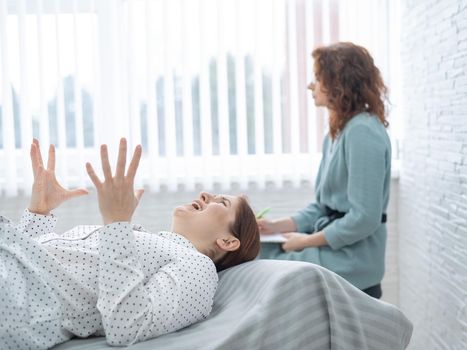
top-left (312, 42), bottom-right (389, 139)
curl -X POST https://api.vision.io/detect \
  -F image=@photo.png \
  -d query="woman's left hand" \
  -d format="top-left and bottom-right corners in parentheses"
top-left (86, 138), bottom-right (144, 225)
top-left (281, 232), bottom-right (311, 252)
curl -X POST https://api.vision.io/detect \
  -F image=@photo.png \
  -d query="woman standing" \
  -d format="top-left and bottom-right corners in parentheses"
top-left (259, 42), bottom-right (391, 298)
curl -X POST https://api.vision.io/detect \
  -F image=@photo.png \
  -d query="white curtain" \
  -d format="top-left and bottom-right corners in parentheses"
top-left (0, 0), bottom-right (399, 197)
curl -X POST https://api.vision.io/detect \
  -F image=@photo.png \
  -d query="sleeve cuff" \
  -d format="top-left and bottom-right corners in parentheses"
top-left (24, 208), bottom-right (56, 219)
top-left (291, 212), bottom-right (318, 233)
top-left (17, 209), bottom-right (57, 234)
top-left (323, 225), bottom-right (347, 250)
top-left (291, 213), bottom-right (307, 233)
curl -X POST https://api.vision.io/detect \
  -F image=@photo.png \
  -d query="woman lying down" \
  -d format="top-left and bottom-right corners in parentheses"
top-left (0, 138), bottom-right (260, 349)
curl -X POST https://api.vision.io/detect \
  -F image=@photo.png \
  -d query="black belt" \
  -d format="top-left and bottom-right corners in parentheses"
top-left (325, 206), bottom-right (387, 223)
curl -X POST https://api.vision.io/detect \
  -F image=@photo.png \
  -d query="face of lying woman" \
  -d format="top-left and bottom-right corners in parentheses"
top-left (171, 192), bottom-right (240, 242)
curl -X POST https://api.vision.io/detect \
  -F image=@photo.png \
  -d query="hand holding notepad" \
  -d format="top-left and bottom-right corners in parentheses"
top-left (256, 207), bottom-right (287, 243)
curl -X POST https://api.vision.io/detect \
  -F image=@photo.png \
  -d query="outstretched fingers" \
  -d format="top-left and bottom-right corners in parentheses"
top-left (100, 144), bottom-right (113, 181)
top-left (135, 188), bottom-right (144, 202)
top-left (126, 145), bottom-right (142, 181)
top-left (33, 139), bottom-right (44, 167)
top-left (30, 139), bottom-right (46, 178)
top-left (47, 144), bottom-right (56, 171)
top-left (115, 138), bottom-right (127, 180)
top-left (30, 143), bottom-right (40, 178)
top-left (86, 162), bottom-right (102, 189)
top-left (65, 188), bottom-right (89, 200)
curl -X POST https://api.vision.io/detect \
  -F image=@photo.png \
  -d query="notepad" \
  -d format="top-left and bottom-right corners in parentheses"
top-left (260, 233), bottom-right (287, 243)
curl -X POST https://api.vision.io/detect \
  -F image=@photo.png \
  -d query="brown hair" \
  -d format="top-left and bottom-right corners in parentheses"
top-left (312, 42), bottom-right (389, 139)
top-left (215, 196), bottom-right (260, 272)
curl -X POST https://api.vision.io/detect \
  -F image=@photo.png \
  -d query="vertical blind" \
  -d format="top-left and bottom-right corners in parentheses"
top-left (0, 0), bottom-right (399, 197)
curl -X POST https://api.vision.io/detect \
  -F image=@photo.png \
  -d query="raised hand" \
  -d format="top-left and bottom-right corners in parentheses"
top-left (28, 139), bottom-right (88, 215)
top-left (86, 138), bottom-right (144, 225)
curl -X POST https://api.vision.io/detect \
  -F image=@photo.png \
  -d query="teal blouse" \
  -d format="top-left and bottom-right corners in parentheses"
top-left (291, 112), bottom-right (392, 289)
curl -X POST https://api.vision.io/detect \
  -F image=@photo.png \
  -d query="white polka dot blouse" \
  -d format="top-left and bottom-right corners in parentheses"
top-left (0, 210), bottom-right (218, 348)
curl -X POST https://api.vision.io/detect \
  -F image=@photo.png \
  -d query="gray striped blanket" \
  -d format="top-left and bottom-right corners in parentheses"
top-left (54, 260), bottom-right (412, 350)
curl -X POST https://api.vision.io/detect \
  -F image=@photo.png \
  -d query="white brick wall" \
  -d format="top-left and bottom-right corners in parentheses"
top-left (399, 1), bottom-right (467, 349)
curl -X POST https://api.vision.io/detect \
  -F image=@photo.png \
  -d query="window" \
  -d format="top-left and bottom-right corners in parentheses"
top-left (0, 0), bottom-right (399, 196)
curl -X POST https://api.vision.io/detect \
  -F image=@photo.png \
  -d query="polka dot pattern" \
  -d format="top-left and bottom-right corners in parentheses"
top-left (1, 210), bottom-right (218, 348)
top-left (0, 215), bottom-right (11, 224)
top-left (1, 221), bottom-right (71, 350)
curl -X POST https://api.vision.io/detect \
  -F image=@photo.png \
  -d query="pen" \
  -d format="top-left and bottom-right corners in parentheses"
top-left (256, 207), bottom-right (271, 219)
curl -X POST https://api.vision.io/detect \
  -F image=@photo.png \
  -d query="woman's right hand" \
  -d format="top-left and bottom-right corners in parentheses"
top-left (257, 217), bottom-right (297, 235)
top-left (28, 139), bottom-right (88, 215)
top-left (257, 219), bottom-right (277, 235)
